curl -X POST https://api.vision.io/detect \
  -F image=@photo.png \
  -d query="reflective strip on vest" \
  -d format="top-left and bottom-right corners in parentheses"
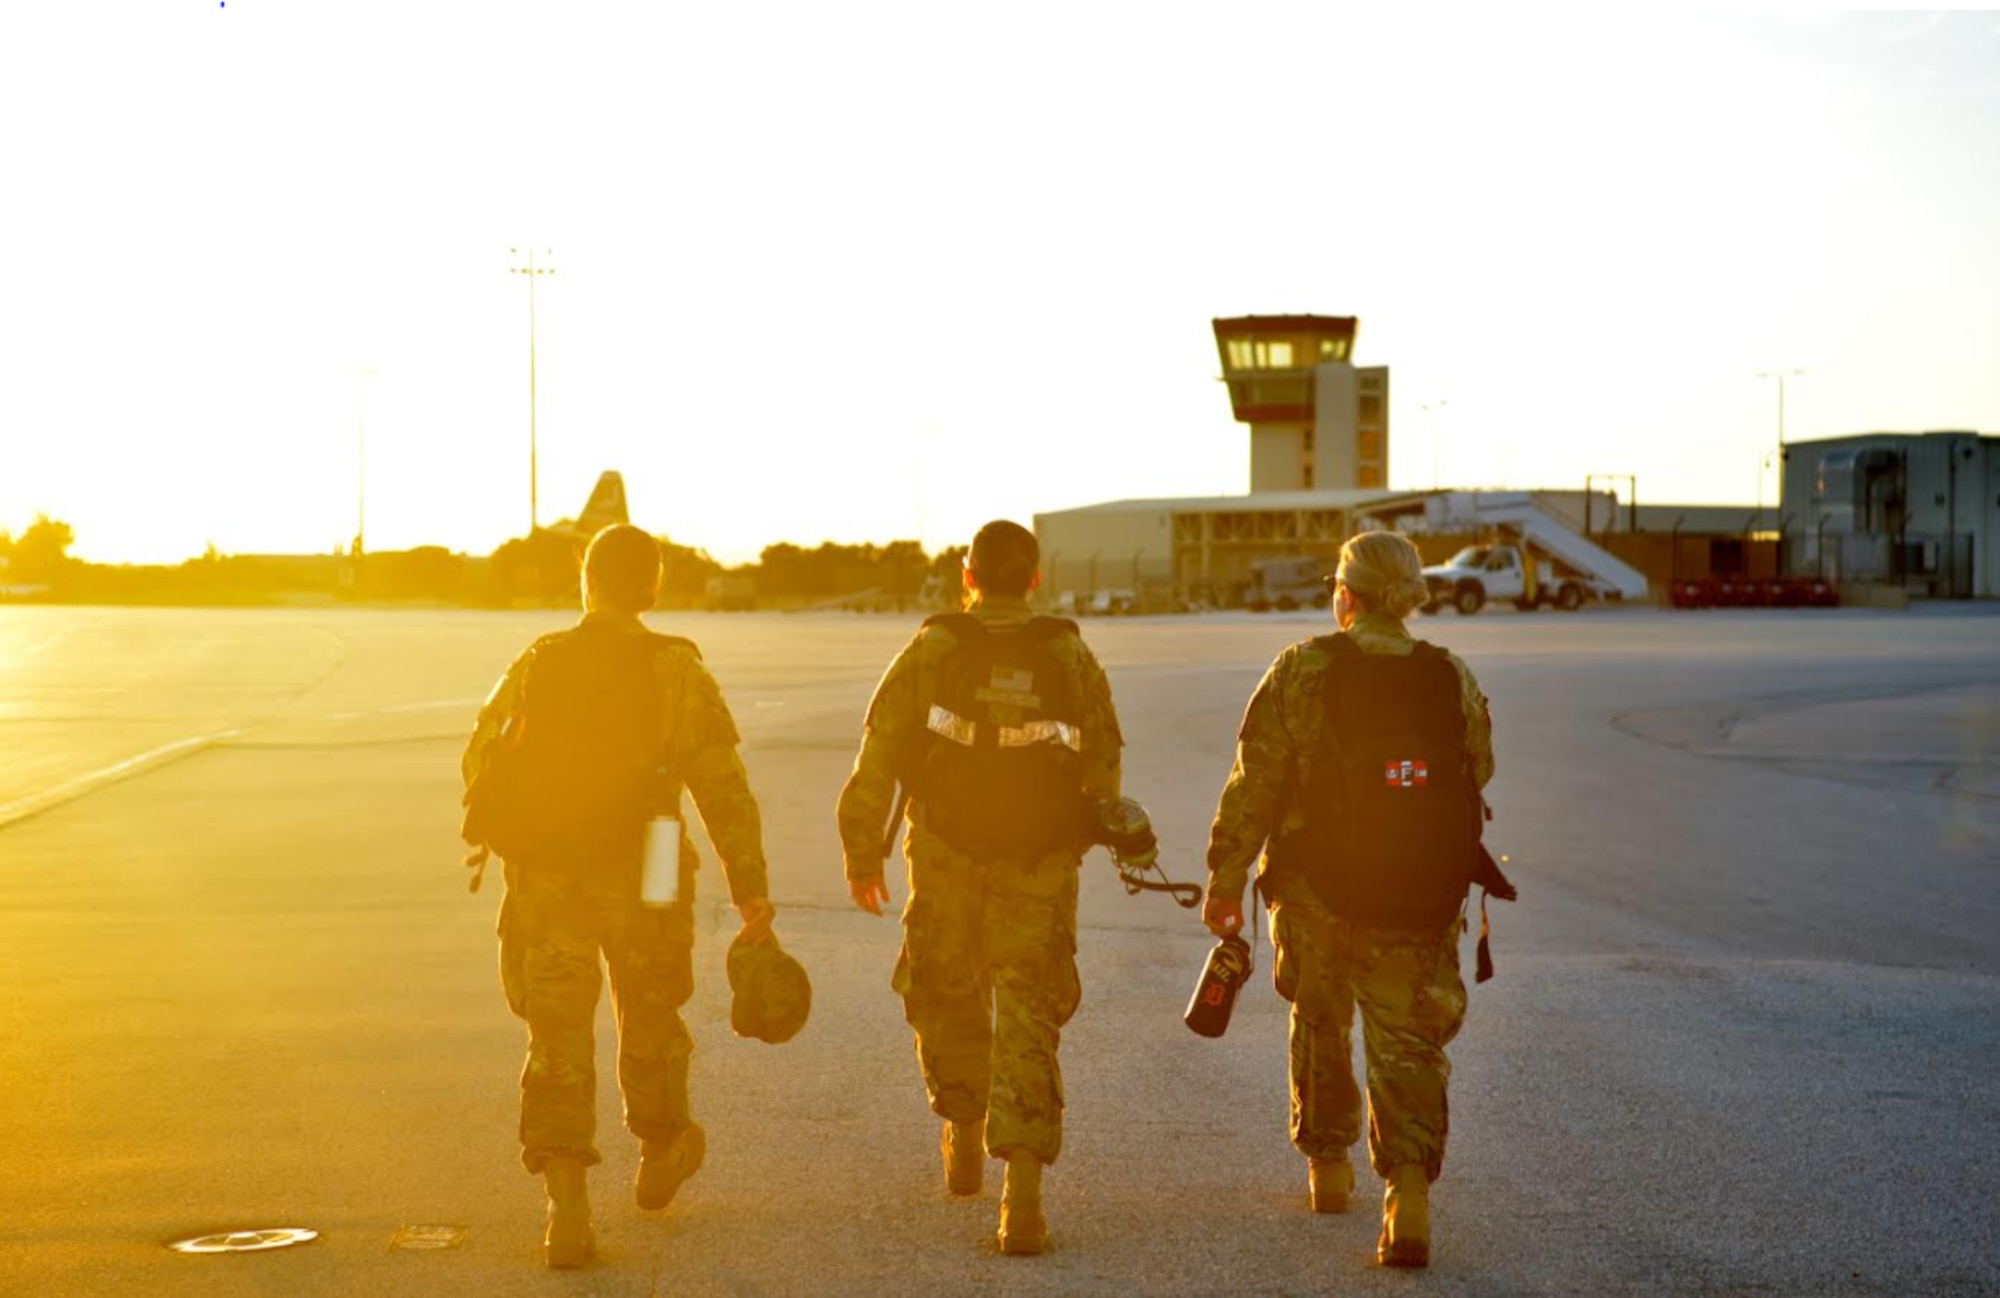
top-left (927, 705), bottom-right (978, 746)
top-left (926, 706), bottom-right (1080, 752)
top-left (999, 719), bottom-right (1080, 751)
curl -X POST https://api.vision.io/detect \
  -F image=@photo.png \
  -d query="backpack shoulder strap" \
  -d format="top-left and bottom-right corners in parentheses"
top-left (920, 612), bottom-right (985, 640)
top-left (1304, 632), bottom-right (1368, 660)
top-left (1406, 639), bottom-right (1465, 700)
top-left (1306, 634), bottom-right (1362, 687)
top-left (525, 626), bottom-right (579, 659)
top-left (516, 627), bottom-right (582, 703)
top-left (1311, 633), bottom-right (1372, 741)
top-left (646, 631), bottom-right (701, 660)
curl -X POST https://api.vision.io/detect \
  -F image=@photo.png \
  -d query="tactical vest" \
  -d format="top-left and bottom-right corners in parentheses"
top-left (465, 622), bottom-right (696, 869)
top-left (1269, 636), bottom-right (1480, 930)
top-left (909, 613), bottom-right (1091, 859)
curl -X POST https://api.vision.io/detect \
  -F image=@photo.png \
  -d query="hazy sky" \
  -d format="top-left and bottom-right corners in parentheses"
top-left (3, 6), bottom-right (1996, 565)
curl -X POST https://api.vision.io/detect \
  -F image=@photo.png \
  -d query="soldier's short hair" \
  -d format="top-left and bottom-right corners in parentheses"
top-left (967, 520), bottom-right (1039, 597)
top-left (584, 524), bottom-right (663, 612)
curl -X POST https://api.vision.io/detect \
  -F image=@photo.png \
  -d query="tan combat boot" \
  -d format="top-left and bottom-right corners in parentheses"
top-left (1377, 1164), bottom-right (1430, 1268)
top-left (942, 1118), bottom-right (985, 1196)
top-left (542, 1158), bottom-right (596, 1270)
top-left (636, 1122), bottom-right (707, 1211)
top-left (1308, 1154), bottom-right (1354, 1214)
top-left (996, 1155), bottom-right (1048, 1256)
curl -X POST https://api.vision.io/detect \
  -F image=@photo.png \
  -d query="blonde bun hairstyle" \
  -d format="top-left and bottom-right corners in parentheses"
top-left (1335, 531), bottom-right (1429, 621)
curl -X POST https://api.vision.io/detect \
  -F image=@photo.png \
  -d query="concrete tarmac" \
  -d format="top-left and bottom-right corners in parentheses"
top-left (1, 604), bottom-right (1995, 1296)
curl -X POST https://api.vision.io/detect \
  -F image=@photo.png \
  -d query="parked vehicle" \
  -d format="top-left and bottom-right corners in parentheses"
top-left (1420, 544), bottom-right (1609, 615)
top-left (1244, 556), bottom-right (1330, 612)
top-left (1085, 588), bottom-right (1138, 616)
top-left (1668, 576), bottom-right (1838, 609)
top-left (1057, 589), bottom-right (1137, 616)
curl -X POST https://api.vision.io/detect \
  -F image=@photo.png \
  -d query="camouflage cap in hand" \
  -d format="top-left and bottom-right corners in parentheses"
top-left (726, 930), bottom-right (812, 1044)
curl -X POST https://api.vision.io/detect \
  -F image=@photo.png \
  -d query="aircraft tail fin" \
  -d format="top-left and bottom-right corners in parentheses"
top-left (576, 471), bottom-right (629, 536)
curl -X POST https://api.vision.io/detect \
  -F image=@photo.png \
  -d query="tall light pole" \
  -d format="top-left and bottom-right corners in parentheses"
top-left (1756, 368), bottom-right (1804, 523)
top-left (347, 365), bottom-right (377, 557)
top-left (1420, 400), bottom-right (1448, 490)
top-left (1754, 449), bottom-right (1777, 532)
top-left (509, 246), bottom-right (555, 533)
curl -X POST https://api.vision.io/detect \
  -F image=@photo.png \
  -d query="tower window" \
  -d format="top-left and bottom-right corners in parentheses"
top-left (1226, 339), bottom-right (1301, 370)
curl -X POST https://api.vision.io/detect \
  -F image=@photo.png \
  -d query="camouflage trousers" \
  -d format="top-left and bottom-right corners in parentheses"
top-left (498, 860), bottom-right (696, 1174)
top-left (893, 825), bottom-right (1082, 1166)
top-left (1270, 897), bottom-right (1468, 1182)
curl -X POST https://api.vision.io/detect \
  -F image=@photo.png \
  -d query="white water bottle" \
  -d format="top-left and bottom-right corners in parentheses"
top-left (641, 797), bottom-right (682, 908)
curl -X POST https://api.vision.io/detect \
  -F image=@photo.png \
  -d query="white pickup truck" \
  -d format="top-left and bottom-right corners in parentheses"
top-left (1421, 544), bottom-right (1608, 615)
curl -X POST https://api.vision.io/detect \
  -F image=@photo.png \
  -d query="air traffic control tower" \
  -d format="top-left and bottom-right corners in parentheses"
top-left (1213, 315), bottom-right (1390, 491)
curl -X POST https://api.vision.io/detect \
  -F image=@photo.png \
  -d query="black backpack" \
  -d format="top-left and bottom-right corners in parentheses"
top-left (1273, 636), bottom-right (1481, 930)
top-left (910, 613), bottom-right (1091, 859)
top-left (463, 623), bottom-right (693, 868)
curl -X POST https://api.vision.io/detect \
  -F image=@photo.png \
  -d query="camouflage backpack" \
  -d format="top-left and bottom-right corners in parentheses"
top-left (462, 623), bottom-right (693, 869)
top-left (1276, 636), bottom-right (1482, 929)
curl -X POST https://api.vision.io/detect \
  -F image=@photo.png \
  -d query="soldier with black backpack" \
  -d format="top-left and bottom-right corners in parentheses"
top-left (837, 519), bottom-right (1124, 1257)
top-left (461, 524), bottom-right (778, 1270)
top-left (1201, 530), bottom-right (1501, 1270)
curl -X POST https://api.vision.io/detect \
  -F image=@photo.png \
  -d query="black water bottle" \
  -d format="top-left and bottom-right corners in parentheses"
top-left (1184, 933), bottom-right (1252, 1038)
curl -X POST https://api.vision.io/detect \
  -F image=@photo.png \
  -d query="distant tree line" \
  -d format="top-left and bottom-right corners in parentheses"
top-left (486, 530), bottom-right (726, 607)
top-left (1, 514), bottom-right (967, 613)
top-left (0, 515), bottom-right (76, 586)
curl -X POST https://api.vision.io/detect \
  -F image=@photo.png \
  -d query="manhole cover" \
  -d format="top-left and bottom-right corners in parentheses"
top-left (170, 1228), bottom-right (319, 1254)
top-left (390, 1224), bottom-right (467, 1251)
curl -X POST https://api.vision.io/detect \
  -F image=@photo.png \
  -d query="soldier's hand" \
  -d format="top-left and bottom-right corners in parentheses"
top-left (737, 897), bottom-right (776, 945)
top-left (850, 875), bottom-right (891, 917)
top-left (1203, 892), bottom-right (1245, 939)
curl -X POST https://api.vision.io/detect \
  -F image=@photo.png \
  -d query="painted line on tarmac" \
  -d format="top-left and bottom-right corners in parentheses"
top-left (0, 727), bottom-right (244, 831)
top-left (309, 697), bottom-right (483, 723)
top-left (379, 697), bottom-right (482, 714)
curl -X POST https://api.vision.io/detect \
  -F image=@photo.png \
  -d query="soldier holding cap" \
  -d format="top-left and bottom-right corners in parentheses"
top-left (462, 523), bottom-right (777, 1269)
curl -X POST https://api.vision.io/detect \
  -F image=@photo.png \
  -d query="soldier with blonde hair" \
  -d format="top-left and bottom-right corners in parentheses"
top-left (1201, 529), bottom-right (1494, 1268)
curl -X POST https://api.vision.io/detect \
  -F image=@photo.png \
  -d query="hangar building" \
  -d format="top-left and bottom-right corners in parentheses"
top-left (1036, 487), bottom-right (1621, 608)
top-left (1779, 430), bottom-right (2000, 599)
top-left (1037, 313), bottom-right (1621, 606)
top-left (1037, 316), bottom-right (1998, 610)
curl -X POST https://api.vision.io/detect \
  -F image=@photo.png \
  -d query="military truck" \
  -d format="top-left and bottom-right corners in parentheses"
top-left (1244, 556), bottom-right (1330, 612)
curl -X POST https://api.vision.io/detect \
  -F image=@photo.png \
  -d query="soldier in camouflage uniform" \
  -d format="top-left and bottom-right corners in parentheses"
top-left (1202, 530), bottom-right (1494, 1269)
top-left (463, 524), bottom-right (775, 1269)
top-left (838, 520), bottom-right (1123, 1257)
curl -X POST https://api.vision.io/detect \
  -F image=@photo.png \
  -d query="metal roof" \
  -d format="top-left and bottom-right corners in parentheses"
top-left (1785, 429), bottom-right (1996, 447)
top-left (1211, 315), bottom-right (1358, 339)
top-left (1038, 489), bottom-right (1419, 519)
top-left (1628, 504), bottom-right (1776, 534)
